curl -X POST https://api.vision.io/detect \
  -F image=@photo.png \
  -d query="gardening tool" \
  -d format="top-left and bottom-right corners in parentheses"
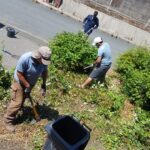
top-left (28, 95), bottom-right (41, 122)
top-left (85, 24), bottom-right (97, 35)
top-left (84, 64), bottom-right (94, 70)
top-left (85, 27), bottom-right (94, 35)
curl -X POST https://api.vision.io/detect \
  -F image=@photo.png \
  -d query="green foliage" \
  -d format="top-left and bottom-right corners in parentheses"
top-left (0, 67), bottom-right (11, 89)
top-left (123, 70), bottom-right (150, 106)
top-left (47, 65), bottom-right (71, 95)
top-left (116, 47), bottom-right (150, 108)
top-left (134, 109), bottom-right (150, 149)
top-left (96, 90), bottom-right (125, 116)
top-left (117, 47), bottom-right (150, 74)
top-left (98, 107), bottom-right (150, 150)
top-left (102, 120), bottom-right (150, 150)
top-left (108, 91), bottom-right (125, 111)
top-left (32, 128), bottom-right (46, 150)
top-left (49, 32), bottom-right (96, 71)
top-left (0, 54), bottom-right (11, 100)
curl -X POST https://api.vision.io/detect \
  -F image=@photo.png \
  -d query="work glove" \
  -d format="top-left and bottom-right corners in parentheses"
top-left (24, 86), bottom-right (31, 98)
top-left (41, 84), bottom-right (46, 96)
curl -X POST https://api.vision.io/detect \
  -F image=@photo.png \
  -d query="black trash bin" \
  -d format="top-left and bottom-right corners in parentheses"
top-left (6, 27), bottom-right (16, 37)
top-left (43, 115), bottom-right (91, 150)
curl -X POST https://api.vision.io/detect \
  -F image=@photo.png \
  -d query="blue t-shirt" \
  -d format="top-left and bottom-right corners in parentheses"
top-left (14, 52), bottom-right (47, 86)
top-left (98, 42), bottom-right (112, 66)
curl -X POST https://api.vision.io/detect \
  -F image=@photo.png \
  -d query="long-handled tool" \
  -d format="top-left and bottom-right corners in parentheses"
top-left (84, 64), bottom-right (94, 70)
top-left (85, 27), bottom-right (94, 35)
top-left (28, 96), bottom-right (41, 122)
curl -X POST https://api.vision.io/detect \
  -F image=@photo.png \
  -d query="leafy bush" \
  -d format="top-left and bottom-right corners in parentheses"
top-left (116, 47), bottom-right (150, 108)
top-left (47, 65), bottom-right (70, 94)
top-left (117, 47), bottom-right (150, 74)
top-left (49, 32), bottom-right (96, 71)
top-left (123, 70), bottom-right (150, 106)
top-left (0, 67), bottom-right (11, 89)
top-left (0, 54), bottom-right (11, 100)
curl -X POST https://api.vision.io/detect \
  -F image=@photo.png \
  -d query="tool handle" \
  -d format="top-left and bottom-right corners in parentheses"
top-left (71, 114), bottom-right (92, 132)
top-left (84, 64), bottom-right (94, 70)
top-left (29, 97), bottom-right (40, 121)
top-left (32, 105), bottom-right (40, 121)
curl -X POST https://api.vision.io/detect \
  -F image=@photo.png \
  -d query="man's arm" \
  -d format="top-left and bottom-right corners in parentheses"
top-left (93, 56), bottom-right (102, 67)
top-left (93, 18), bottom-right (99, 29)
top-left (41, 70), bottom-right (48, 96)
top-left (83, 15), bottom-right (90, 24)
top-left (17, 71), bottom-right (30, 88)
top-left (41, 70), bottom-right (48, 85)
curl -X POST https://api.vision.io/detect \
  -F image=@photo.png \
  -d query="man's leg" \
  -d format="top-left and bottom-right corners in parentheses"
top-left (81, 65), bottom-right (111, 89)
top-left (81, 77), bottom-right (93, 88)
top-left (4, 80), bottom-right (24, 132)
top-left (98, 65), bottom-right (111, 87)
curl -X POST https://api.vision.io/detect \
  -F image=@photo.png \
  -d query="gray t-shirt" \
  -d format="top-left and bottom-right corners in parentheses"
top-left (98, 42), bottom-right (112, 65)
top-left (14, 52), bottom-right (47, 86)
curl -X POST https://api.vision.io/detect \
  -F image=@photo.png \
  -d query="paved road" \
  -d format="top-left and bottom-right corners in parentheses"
top-left (0, 0), bottom-right (134, 67)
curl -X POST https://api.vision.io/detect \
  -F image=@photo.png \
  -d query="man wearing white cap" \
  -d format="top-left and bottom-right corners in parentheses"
top-left (80, 37), bottom-right (112, 88)
top-left (4, 46), bottom-right (51, 132)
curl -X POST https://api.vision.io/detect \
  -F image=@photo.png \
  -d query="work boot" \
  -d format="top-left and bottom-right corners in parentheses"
top-left (4, 122), bottom-right (16, 133)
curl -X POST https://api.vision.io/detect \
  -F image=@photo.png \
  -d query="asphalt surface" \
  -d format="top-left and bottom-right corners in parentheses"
top-left (0, 0), bottom-right (134, 69)
top-left (0, 27), bottom-right (43, 70)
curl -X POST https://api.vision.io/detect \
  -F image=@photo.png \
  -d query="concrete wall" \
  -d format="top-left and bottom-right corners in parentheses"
top-left (60, 0), bottom-right (150, 46)
top-left (77, 0), bottom-right (150, 25)
top-left (37, 0), bottom-right (150, 46)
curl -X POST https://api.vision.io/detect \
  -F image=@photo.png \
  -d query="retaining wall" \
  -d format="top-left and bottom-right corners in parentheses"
top-left (37, 0), bottom-right (150, 46)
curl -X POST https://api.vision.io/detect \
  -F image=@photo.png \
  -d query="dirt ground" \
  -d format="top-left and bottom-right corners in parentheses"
top-left (0, 109), bottom-right (49, 150)
top-left (0, 105), bottom-right (105, 150)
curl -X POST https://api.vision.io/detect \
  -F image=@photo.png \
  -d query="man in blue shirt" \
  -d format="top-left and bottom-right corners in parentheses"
top-left (80, 37), bottom-right (112, 88)
top-left (83, 11), bottom-right (99, 35)
top-left (4, 46), bottom-right (52, 132)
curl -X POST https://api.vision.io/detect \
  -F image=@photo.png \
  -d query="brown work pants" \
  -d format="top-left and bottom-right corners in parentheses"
top-left (4, 80), bottom-right (25, 123)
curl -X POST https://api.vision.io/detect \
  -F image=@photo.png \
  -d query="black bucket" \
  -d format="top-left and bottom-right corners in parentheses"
top-left (44, 115), bottom-right (91, 150)
top-left (6, 27), bottom-right (16, 37)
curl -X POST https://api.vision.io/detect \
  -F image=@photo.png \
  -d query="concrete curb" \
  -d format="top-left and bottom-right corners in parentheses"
top-left (35, 0), bottom-right (150, 46)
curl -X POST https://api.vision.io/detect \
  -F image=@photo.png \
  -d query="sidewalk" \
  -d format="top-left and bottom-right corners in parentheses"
top-left (0, 24), bottom-right (46, 70)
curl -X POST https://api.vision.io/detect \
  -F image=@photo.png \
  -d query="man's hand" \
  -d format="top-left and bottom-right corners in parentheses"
top-left (24, 86), bottom-right (31, 98)
top-left (41, 84), bottom-right (46, 96)
top-left (93, 25), bottom-right (97, 29)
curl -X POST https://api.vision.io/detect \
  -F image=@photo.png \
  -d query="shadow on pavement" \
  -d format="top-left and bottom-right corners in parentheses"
top-left (2, 49), bottom-right (20, 60)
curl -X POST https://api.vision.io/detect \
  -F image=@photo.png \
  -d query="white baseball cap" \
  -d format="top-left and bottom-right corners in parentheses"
top-left (92, 37), bottom-right (103, 46)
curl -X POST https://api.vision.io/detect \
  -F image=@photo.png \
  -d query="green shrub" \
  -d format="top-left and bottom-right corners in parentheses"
top-left (0, 54), bottom-right (11, 100)
top-left (116, 47), bottom-right (150, 108)
top-left (100, 107), bottom-right (150, 150)
top-left (123, 70), bottom-right (150, 107)
top-left (117, 47), bottom-right (150, 75)
top-left (0, 67), bottom-right (11, 89)
top-left (49, 32), bottom-right (96, 71)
